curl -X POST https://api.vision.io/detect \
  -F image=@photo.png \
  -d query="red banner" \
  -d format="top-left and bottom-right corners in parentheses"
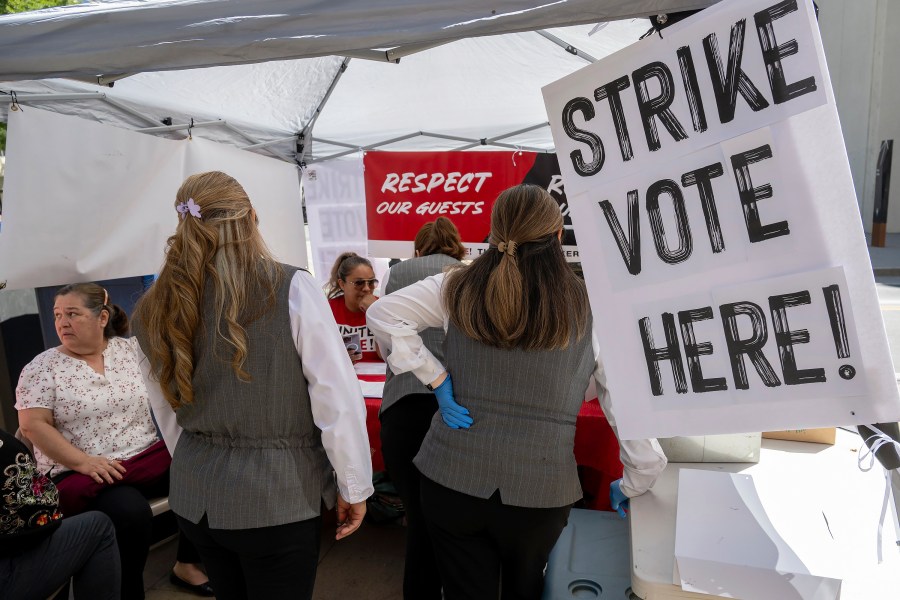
top-left (364, 151), bottom-right (579, 260)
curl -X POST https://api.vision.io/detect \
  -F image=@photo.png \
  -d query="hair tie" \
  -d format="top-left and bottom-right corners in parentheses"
top-left (497, 240), bottom-right (517, 257)
top-left (176, 197), bottom-right (202, 220)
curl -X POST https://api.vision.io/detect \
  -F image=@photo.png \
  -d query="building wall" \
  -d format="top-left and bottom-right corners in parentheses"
top-left (817, 0), bottom-right (899, 232)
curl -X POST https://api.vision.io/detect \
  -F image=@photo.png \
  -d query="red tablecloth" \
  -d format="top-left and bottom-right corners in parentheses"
top-left (360, 374), bottom-right (623, 512)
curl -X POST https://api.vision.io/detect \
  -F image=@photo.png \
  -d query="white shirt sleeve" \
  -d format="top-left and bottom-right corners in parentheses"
top-left (290, 270), bottom-right (375, 504)
top-left (364, 272), bottom-right (448, 386)
top-left (131, 337), bottom-right (182, 456)
top-left (591, 332), bottom-right (668, 498)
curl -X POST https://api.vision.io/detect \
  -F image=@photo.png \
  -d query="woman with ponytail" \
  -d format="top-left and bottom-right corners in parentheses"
top-left (376, 216), bottom-right (466, 600)
top-left (367, 185), bottom-right (667, 600)
top-left (16, 282), bottom-right (210, 599)
top-left (131, 171), bottom-right (373, 600)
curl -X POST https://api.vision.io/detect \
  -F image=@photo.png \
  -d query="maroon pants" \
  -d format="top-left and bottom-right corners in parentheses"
top-left (54, 440), bottom-right (171, 516)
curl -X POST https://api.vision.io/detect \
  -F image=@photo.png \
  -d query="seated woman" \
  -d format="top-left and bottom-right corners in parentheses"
top-left (325, 252), bottom-right (382, 363)
top-left (378, 216), bottom-right (466, 600)
top-left (0, 426), bottom-right (120, 599)
top-left (16, 282), bottom-right (211, 600)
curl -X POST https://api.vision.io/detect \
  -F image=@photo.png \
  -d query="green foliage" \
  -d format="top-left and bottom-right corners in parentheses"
top-left (0, 123), bottom-right (6, 153)
top-left (2, 0), bottom-right (79, 14)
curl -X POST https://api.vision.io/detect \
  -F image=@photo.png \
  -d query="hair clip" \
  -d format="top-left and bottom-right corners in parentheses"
top-left (177, 198), bottom-right (202, 220)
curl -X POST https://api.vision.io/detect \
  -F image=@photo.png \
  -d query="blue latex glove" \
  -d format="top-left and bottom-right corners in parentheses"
top-left (432, 375), bottom-right (473, 429)
top-left (610, 479), bottom-right (630, 518)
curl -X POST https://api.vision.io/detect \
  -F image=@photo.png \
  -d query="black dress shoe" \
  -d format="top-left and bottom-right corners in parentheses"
top-left (170, 571), bottom-right (215, 597)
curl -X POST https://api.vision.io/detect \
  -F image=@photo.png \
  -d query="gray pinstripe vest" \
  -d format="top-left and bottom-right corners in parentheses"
top-left (380, 253), bottom-right (461, 416)
top-left (413, 319), bottom-right (594, 508)
top-left (136, 264), bottom-right (334, 529)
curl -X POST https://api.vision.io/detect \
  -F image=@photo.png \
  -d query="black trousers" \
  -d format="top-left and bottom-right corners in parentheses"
top-left (89, 483), bottom-right (201, 600)
top-left (177, 513), bottom-right (321, 600)
top-left (420, 476), bottom-right (571, 600)
top-left (380, 393), bottom-right (441, 600)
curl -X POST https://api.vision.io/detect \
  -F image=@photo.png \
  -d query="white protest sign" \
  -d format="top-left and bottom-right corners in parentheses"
top-left (543, 0), bottom-right (900, 439)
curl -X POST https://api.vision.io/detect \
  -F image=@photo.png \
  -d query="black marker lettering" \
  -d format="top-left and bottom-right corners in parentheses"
top-left (720, 301), bottom-right (781, 389)
top-left (769, 291), bottom-right (826, 385)
top-left (677, 46), bottom-right (708, 133)
top-left (639, 313), bottom-right (688, 396)
top-left (682, 162), bottom-right (726, 253)
top-left (679, 307), bottom-right (728, 393)
top-left (632, 62), bottom-right (689, 152)
top-left (730, 145), bottom-right (790, 243)
top-left (594, 76), bottom-right (634, 162)
top-left (599, 191), bottom-right (641, 275)
top-left (561, 97), bottom-right (605, 176)
top-left (703, 19), bottom-right (770, 123)
top-left (754, 0), bottom-right (817, 104)
top-left (647, 179), bottom-right (692, 265)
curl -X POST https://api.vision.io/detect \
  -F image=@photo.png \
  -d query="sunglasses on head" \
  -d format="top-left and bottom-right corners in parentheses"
top-left (346, 278), bottom-right (378, 289)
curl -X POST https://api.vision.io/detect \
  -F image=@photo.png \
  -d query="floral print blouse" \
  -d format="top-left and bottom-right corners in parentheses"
top-left (15, 336), bottom-right (159, 476)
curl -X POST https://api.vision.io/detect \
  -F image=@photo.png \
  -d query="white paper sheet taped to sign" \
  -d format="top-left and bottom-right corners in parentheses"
top-left (542, 0), bottom-right (900, 438)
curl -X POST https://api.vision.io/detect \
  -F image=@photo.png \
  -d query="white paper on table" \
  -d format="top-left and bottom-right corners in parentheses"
top-left (673, 469), bottom-right (843, 600)
top-left (354, 362), bottom-right (387, 376)
top-left (358, 379), bottom-right (385, 399)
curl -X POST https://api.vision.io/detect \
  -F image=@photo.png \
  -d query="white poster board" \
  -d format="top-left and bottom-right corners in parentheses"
top-left (302, 158), bottom-right (388, 287)
top-left (0, 107), bottom-right (306, 290)
top-left (543, 0), bottom-right (900, 438)
top-left (674, 469), bottom-right (842, 599)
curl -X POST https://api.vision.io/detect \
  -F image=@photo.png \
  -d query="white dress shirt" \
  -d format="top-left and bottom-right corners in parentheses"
top-left (366, 271), bottom-right (667, 498)
top-left (137, 269), bottom-right (374, 504)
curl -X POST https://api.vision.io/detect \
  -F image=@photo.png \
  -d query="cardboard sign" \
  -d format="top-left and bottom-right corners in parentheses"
top-left (364, 151), bottom-right (580, 260)
top-left (543, 0), bottom-right (900, 438)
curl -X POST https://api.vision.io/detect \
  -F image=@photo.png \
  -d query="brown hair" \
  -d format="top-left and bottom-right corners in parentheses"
top-left (325, 252), bottom-right (373, 299)
top-left (55, 282), bottom-right (128, 338)
top-left (132, 171), bottom-right (283, 409)
top-left (414, 217), bottom-right (466, 260)
top-left (443, 184), bottom-right (589, 350)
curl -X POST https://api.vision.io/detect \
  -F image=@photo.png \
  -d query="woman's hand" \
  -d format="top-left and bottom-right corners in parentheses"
top-left (75, 455), bottom-right (127, 485)
top-left (358, 294), bottom-right (378, 313)
top-left (347, 348), bottom-right (363, 363)
top-left (335, 494), bottom-right (366, 540)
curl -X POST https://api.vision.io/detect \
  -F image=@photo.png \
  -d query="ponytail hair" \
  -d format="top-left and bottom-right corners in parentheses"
top-left (55, 282), bottom-right (129, 338)
top-left (326, 252), bottom-right (373, 299)
top-left (414, 217), bottom-right (466, 260)
top-left (443, 184), bottom-right (588, 350)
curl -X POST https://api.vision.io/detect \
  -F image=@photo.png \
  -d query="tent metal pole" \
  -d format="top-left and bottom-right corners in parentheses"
top-left (535, 30), bottom-right (597, 63)
top-left (309, 137), bottom-right (361, 150)
top-left (242, 135), bottom-right (301, 151)
top-left (297, 57), bottom-right (351, 163)
top-left (453, 122), bottom-right (551, 150)
top-left (136, 120), bottom-right (223, 133)
top-left (101, 96), bottom-right (160, 127)
top-left (223, 123), bottom-right (294, 163)
top-left (0, 92), bottom-right (104, 102)
top-left (385, 39), bottom-right (454, 61)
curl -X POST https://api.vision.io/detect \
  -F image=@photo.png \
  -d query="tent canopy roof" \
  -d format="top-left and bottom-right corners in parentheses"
top-left (0, 0), bottom-right (717, 163)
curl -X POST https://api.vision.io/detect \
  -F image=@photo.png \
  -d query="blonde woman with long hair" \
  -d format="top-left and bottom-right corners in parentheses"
top-left (367, 184), bottom-right (667, 600)
top-left (132, 171), bottom-right (373, 600)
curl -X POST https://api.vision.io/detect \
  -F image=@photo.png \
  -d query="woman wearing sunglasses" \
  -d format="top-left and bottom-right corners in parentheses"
top-left (325, 252), bottom-right (382, 363)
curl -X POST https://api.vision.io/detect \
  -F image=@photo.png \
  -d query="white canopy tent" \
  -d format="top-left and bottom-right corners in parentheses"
top-left (0, 0), bottom-right (716, 163)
